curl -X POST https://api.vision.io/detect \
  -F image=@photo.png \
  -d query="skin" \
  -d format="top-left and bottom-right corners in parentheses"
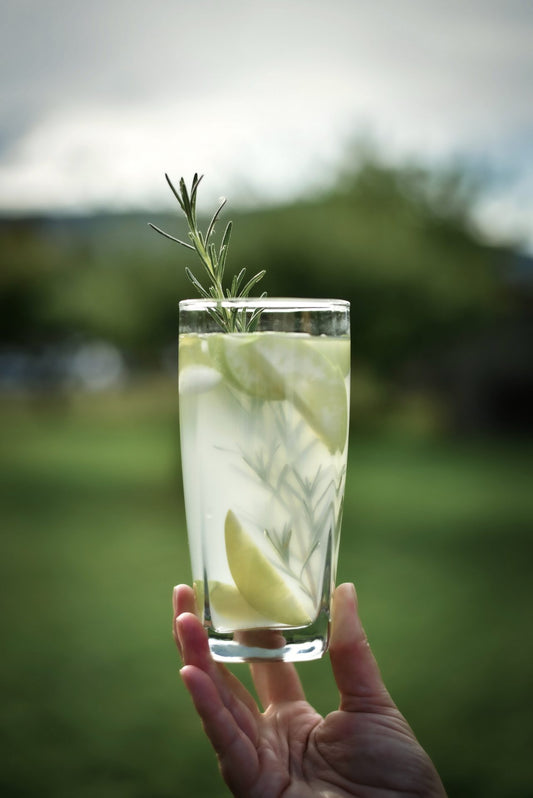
top-left (173, 582), bottom-right (447, 798)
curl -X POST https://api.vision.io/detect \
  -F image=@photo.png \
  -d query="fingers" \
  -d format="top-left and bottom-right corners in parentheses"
top-left (250, 661), bottom-right (306, 709)
top-left (329, 583), bottom-right (395, 713)
top-left (172, 584), bottom-right (196, 657)
top-left (180, 665), bottom-right (259, 794)
top-left (173, 583), bottom-right (197, 616)
top-left (172, 585), bottom-right (260, 718)
top-left (177, 611), bottom-right (259, 725)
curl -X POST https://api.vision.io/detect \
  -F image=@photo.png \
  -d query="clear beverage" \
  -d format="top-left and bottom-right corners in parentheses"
top-left (179, 298), bottom-right (350, 662)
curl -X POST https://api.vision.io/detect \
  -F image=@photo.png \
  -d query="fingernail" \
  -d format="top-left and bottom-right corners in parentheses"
top-left (179, 665), bottom-right (192, 686)
top-left (175, 612), bottom-right (183, 641)
top-left (172, 585), bottom-right (180, 614)
top-left (332, 582), bottom-right (361, 646)
top-left (174, 615), bottom-right (184, 661)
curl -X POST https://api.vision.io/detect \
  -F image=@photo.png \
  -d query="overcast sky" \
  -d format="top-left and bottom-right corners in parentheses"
top-left (1, 0), bottom-right (532, 251)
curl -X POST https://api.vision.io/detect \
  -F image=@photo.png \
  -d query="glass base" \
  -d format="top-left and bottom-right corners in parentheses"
top-left (207, 609), bottom-right (330, 663)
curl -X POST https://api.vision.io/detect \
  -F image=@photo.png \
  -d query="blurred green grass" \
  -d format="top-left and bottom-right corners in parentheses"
top-left (1, 383), bottom-right (532, 798)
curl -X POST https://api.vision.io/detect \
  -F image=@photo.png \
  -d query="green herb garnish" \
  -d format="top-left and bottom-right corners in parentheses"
top-left (149, 173), bottom-right (266, 331)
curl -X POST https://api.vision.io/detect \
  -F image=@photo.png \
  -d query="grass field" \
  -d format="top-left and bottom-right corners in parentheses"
top-left (1, 382), bottom-right (532, 797)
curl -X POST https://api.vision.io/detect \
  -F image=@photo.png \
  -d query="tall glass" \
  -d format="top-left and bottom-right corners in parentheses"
top-left (178, 298), bottom-right (350, 662)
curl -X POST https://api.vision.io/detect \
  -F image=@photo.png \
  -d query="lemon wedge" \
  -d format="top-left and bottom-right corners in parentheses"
top-left (224, 510), bottom-right (311, 627)
top-left (317, 337), bottom-right (351, 377)
top-left (179, 334), bottom-right (211, 369)
top-left (281, 338), bottom-right (348, 454)
top-left (195, 579), bottom-right (268, 628)
top-left (213, 334), bottom-right (348, 453)
top-left (179, 335), bottom-right (222, 394)
top-left (209, 334), bottom-right (286, 399)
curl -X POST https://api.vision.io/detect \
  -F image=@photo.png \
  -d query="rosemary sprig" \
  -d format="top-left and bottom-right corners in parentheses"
top-left (149, 173), bottom-right (266, 332)
top-left (238, 401), bottom-right (341, 599)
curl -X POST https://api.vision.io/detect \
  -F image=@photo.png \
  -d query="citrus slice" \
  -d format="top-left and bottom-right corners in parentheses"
top-left (179, 335), bottom-right (221, 394)
top-left (194, 579), bottom-right (268, 627)
top-left (318, 337), bottom-right (351, 377)
top-left (210, 581), bottom-right (267, 623)
top-left (179, 334), bottom-right (211, 369)
top-left (208, 334), bottom-right (285, 400)
top-left (270, 337), bottom-right (347, 454)
top-left (210, 333), bottom-right (348, 452)
top-left (224, 509), bottom-right (311, 627)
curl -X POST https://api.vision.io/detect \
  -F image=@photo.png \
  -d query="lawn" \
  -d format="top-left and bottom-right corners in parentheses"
top-left (1, 383), bottom-right (532, 797)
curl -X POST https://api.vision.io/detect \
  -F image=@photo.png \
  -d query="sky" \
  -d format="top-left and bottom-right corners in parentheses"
top-left (1, 0), bottom-right (533, 252)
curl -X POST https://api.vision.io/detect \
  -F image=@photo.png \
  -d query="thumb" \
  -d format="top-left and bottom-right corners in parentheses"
top-left (329, 583), bottom-right (396, 713)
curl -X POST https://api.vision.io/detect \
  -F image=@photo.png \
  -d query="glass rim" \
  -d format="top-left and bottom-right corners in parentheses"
top-left (179, 297), bottom-right (349, 311)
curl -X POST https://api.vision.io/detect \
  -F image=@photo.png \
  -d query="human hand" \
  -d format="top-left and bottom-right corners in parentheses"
top-left (173, 583), bottom-right (447, 797)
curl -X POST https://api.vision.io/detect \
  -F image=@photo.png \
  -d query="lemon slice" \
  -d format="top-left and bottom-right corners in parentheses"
top-left (209, 334), bottom-right (348, 452)
top-left (195, 579), bottom-right (268, 628)
top-left (217, 334), bottom-right (348, 453)
top-left (179, 334), bottom-right (211, 369)
top-left (210, 582), bottom-right (267, 623)
top-left (318, 337), bottom-right (351, 377)
top-left (225, 510), bottom-right (311, 627)
top-left (209, 334), bottom-right (285, 400)
top-left (279, 338), bottom-right (348, 454)
top-left (179, 335), bottom-right (222, 395)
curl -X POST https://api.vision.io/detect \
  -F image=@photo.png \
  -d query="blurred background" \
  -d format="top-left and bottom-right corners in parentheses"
top-left (1, 1), bottom-right (532, 796)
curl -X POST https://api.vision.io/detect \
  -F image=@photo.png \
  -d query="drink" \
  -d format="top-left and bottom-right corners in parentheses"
top-left (179, 298), bottom-right (350, 662)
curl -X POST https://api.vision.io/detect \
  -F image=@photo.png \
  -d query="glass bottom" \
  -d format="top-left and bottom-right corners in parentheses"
top-left (207, 609), bottom-right (330, 663)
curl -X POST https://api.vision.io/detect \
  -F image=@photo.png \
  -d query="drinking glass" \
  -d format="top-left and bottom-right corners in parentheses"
top-left (178, 297), bottom-right (350, 662)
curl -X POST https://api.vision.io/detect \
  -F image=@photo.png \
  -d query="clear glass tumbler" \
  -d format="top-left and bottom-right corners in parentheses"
top-left (178, 297), bottom-right (350, 662)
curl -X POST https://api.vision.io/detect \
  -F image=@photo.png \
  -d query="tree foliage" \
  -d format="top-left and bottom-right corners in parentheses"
top-left (0, 154), bottom-right (513, 376)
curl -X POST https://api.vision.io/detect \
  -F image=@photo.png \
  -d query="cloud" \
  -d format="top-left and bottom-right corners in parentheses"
top-left (1, 0), bottom-right (532, 249)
